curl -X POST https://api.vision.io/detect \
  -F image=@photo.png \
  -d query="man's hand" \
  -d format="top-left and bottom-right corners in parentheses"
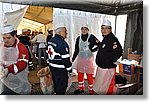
top-left (68, 72), bottom-right (72, 77)
top-left (0, 66), bottom-right (8, 79)
top-left (70, 58), bottom-right (74, 63)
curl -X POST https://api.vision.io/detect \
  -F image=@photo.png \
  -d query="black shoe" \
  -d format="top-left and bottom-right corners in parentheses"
top-left (29, 66), bottom-right (35, 71)
top-left (74, 89), bottom-right (84, 95)
top-left (89, 93), bottom-right (94, 95)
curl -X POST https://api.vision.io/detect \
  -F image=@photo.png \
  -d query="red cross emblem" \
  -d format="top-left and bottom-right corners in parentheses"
top-left (48, 48), bottom-right (53, 57)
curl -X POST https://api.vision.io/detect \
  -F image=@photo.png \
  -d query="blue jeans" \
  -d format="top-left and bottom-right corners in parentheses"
top-left (36, 44), bottom-right (47, 67)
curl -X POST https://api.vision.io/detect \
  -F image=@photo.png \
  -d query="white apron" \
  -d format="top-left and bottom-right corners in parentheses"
top-left (93, 67), bottom-right (116, 94)
top-left (0, 40), bottom-right (31, 94)
top-left (77, 34), bottom-right (95, 74)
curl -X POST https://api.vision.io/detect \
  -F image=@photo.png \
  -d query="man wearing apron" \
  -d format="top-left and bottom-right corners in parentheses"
top-left (0, 25), bottom-right (31, 95)
top-left (93, 19), bottom-right (122, 95)
top-left (72, 25), bottom-right (99, 95)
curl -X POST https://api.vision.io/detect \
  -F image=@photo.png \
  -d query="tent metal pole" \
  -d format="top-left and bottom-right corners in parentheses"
top-left (114, 15), bottom-right (117, 35)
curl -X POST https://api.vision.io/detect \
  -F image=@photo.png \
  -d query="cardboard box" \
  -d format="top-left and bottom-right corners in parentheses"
top-left (137, 66), bottom-right (143, 73)
top-left (127, 48), bottom-right (141, 62)
top-left (137, 67), bottom-right (143, 89)
top-left (122, 64), bottom-right (138, 75)
top-left (123, 74), bottom-right (138, 83)
top-left (139, 73), bottom-right (143, 83)
top-left (128, 54), bottom-right (141, 62)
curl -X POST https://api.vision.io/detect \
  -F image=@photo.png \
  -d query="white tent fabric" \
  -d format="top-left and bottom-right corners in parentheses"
top-left (0, 2), bottom-right (27, 41)
top-left (115, 15), bottom-right (127, 48)
top-left (53, 8), bottom-right (128, 53)
top-left (4, 7), bottom-right (28, 29)
top-left (0, 2), bottom-right (27, 27)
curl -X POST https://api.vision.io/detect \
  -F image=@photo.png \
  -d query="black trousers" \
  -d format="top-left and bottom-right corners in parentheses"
top-left (50, 67), bottom-right (68, 95)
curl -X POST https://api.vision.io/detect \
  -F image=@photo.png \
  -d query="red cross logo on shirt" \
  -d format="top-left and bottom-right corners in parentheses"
top-left (48, 48), bottom-right (53, 57)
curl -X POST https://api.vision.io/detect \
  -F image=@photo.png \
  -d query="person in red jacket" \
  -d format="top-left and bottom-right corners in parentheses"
top-left (0, 25), bottom-right (31, 95)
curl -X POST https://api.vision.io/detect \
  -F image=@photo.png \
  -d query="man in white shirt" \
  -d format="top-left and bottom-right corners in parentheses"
top-left (31, 31), bottom-right (47, 68)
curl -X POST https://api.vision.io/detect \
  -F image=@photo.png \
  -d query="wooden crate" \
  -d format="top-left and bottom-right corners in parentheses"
top-left (128, 54), bottom-right (141, 62)
top-left (127, 48), bottom-right (141, 62)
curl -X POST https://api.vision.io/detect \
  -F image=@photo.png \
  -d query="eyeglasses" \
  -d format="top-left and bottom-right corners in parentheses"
top-left (81, 29), bottom-right (88, 30)
top-left (101, 27), bottom-right (111, 30)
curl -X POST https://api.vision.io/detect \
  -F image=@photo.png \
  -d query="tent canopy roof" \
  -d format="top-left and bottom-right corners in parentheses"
top-left (0, 0), bottom-right (143, 15)
top-left (24, 6), bottom-right (53, 25)
top-left (18, 18), bottom-right (44, 31)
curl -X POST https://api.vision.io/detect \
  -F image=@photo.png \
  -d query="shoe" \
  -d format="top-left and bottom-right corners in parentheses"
top-left (89, 90), bottom-right (94, 95)
top-left (74, 89), bottom-right (84, 95)
top-left (29, 66), bottom-right (35, 71)
top-left (89, 93), bottom-right (94, 95)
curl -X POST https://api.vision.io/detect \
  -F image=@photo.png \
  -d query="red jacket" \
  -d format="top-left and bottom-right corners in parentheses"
top-left (5, 39), bottom-right (29, 74)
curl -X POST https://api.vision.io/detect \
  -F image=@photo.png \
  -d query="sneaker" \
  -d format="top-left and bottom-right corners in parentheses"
top-left (74, 89), bottom-right (84, 95)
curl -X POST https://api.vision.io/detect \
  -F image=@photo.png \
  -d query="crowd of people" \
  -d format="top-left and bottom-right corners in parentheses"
top-left (0, 19), bottom-right (122, 95)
